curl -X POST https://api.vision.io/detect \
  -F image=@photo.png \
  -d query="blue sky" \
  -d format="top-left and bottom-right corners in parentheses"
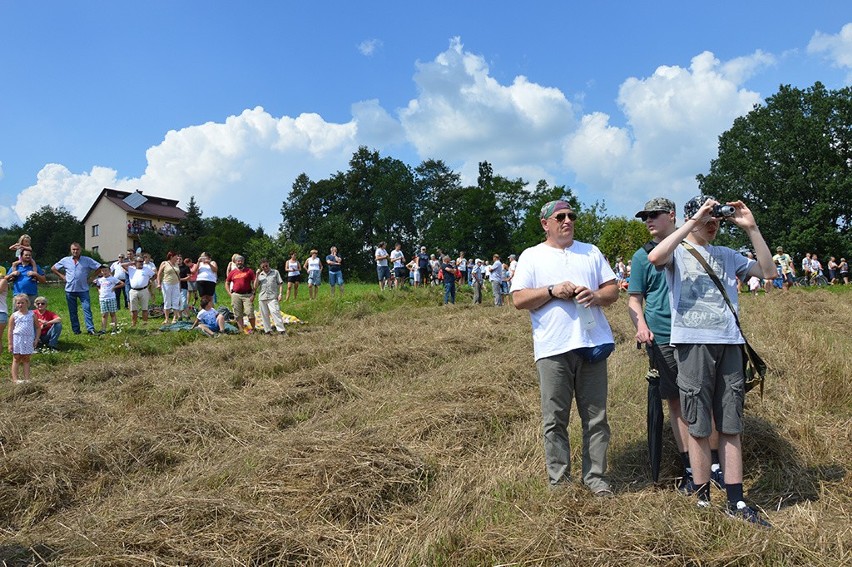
top-left (1, 1), bottom-right (850, 232)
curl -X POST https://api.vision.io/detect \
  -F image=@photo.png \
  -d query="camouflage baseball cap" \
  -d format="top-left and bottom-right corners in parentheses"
top-left (684, 194), bottom-right (716, 220)
top-left (634, 197), bottom-right (676, 219)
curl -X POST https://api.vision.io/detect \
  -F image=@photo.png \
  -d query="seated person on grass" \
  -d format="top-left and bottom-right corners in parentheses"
top-left (191, 298), bottom-right (226, 337)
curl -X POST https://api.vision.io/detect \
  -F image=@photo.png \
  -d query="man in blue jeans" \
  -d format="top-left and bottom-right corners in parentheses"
top-left (51, 242), bottom-right (101, 335)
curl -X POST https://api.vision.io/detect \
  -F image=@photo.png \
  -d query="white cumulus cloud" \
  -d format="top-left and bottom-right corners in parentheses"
top-left (808, 23), bottom-right (852, 82)
top-left (400, 37), bottom-right (576, 185)
top-left (564, 50), bottom-right (768, 213)
top-left (14, 107), bottom-right (373, 230)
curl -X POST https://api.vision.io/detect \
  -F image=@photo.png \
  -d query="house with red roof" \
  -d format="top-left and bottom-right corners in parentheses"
top-left (82, 189), bottom-right (186, 261)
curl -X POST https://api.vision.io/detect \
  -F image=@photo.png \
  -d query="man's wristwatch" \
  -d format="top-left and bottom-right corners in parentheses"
top-left (547, 284), bottom-right (555, 298)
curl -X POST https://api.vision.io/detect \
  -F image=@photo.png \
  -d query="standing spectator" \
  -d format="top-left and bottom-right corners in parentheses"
top-left (110, 253), bottom-right (129, 309)
top-left (648, 196), bottom-right (775, 526)
top-left (142, 252), bottom-right (158, 305)
top-left (772, 246), bottom-right (796, 291)
top-left (157, 252), bottom-right (182, 324)
top-left (801, 252), bottom-right (812, 282)
top-left (179, 257), bottom-right (193, 320)
top-left (810, 254), bottom-right (823, 279)
top-left (471, 258), bottom-right (484, 304)
top-left (628, 197), bottom-right (713, 490)
top-left (489, 254), bottom-right (504, 306)
top-left (225, 254), bottom-right (256, 333)
top-left (303, 249), bottom-right (323, 300)
top-left (406, 257), bottom-right (420, 287)
top-left (0, 277), bottom-right (8, 351)
top-left (326, 246), bottom-right (344, 296)
top-left (193, 252), bottom-right (218, 304)
top-left (441, 256), bottom-right (457, 304)
top-left (94, 265), bottom-right (123, 334)
top-left (7, 249), bottom-right (46, 308)
top-left (51, 242), bottom-right (100, 335)
top-left (375, 242), bottom-right (390, 290)
top-left (390, 243), bottom-right (406, 289)
top-left (8, 294), bottom-right (39, 384)
top-left (125, 256), bottom-right (156, 327)
top-left (284, 252), bottom-right (301, 301)
top-left (255, 258), bottom-right (286, 335)
top-left (417, 246), bottom-right (430, 287)
top-left (456, 251), bottom-right (467, 285)
top-left (827, 257), bottom-right (839, 284)
top-left (511, 200), bottom-right (619, 495)
top-left (429, 254), bottom-right (441, 285)
top-left (34, 296), bottom-right (61, 351)
top-left (839, 258), bottom-right (849, 285)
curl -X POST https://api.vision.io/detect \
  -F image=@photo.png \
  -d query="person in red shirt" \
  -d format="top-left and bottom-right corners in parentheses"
top-left (33, 296), bottom-right (62, 351)
top-left (225, 254), bottom-right (256, 333)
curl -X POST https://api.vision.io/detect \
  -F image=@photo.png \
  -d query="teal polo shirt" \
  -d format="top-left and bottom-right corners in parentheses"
top-left (628, 245), bottom-right (671, 346)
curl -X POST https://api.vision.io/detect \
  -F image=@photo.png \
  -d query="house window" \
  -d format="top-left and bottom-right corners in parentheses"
top-left (92, 246), bottom-right (99, 255)
top-left (92, 224), bottom-right (99, 237)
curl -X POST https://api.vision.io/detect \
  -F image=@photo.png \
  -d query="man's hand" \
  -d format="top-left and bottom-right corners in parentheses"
top-left (635, 325), bottom-right (654, 345)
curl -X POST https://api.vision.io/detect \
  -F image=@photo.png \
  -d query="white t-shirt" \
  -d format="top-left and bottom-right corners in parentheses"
top-left (665, 243), bottom-right (754, 345)
top-left (375, 247), bottom-right (389, 267)
top-left (390, 249), bottom-right (405, 268)
top-left (95, 275), bottom-right (121, 300)
top-left (128, 266), bottom-right (156, 289)
top-left (511, 241), bottom-right (616, 361)
top-left (306, 256), bottom-right (321, 272)
top-left (196, 262), bottom-right (216, 283)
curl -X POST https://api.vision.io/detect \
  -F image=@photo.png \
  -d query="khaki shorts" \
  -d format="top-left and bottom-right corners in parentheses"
top-left (129, 288), bottom-right (150, 311)
top-left (230, 292), bottom-right (254, 319)
top-left (675, 343), bottom-right (745, 437)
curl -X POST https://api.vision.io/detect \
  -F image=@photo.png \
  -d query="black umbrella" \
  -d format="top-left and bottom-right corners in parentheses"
top-left (645, 365), bottom-right (663, 483)
top-left (644, 341), bottom-right (675, 484)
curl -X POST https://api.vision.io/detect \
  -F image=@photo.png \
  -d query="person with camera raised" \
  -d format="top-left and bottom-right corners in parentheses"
top-left (648, 195), bottom-right (776, 527)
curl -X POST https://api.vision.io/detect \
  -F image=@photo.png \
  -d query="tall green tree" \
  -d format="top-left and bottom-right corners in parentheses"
top-left (514, 180), bottom-right (580, 252)
top-left (597, 217), bottom-right (651, 264)
top-left (181, 196), bottom-right (204, 241)
top-left (697, 82), bottom-right (852, 256)
top-left (22, 205), bottom-right (84, 263)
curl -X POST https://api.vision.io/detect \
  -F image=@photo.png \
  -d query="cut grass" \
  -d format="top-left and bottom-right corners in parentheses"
top-left (0, 283), bottom-right (849, 565)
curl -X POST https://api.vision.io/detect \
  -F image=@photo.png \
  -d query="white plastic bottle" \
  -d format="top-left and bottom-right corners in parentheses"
top-left (575, 299), bottom-right (597, 330)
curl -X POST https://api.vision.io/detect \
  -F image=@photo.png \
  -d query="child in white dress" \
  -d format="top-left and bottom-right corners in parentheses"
top-left (8, 293), bottom-right (39, 383)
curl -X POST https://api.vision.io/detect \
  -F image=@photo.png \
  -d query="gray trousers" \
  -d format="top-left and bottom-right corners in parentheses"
top-left (536, 351), bottom-right (611, 491)
top-left (472, 280), bottom-right (482, 303)
top-left (491, 280), bottom-right (502, 306)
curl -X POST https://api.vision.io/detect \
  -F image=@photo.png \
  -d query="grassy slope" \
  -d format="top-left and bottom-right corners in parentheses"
top-left (0, 284), bottom-right (850, 566)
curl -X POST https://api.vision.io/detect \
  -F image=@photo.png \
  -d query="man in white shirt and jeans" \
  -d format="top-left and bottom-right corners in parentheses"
top-left (511, 200), bottom-right (619, 496)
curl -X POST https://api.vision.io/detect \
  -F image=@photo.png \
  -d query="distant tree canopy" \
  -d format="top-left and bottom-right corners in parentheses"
top-left (280, 146), bottom-right (647, 278)
top-left (698, 82), bottom-right (852, 256)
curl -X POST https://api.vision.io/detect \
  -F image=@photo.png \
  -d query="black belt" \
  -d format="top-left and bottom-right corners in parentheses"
top-left (131, 287), bottom-right (148, 291)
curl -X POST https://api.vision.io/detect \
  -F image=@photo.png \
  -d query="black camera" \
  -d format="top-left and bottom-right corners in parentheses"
top-left (711, 204), bottom-right (735, 218)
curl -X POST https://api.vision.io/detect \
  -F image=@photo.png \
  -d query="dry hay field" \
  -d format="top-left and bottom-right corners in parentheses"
top-left (0, 287), bottom-right (850, 566)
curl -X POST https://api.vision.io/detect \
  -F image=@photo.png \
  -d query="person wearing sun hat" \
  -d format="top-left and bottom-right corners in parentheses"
top-left (511, 199), bottom-right (619, 496)
top-left (648, 195), bottom-right (776, 526)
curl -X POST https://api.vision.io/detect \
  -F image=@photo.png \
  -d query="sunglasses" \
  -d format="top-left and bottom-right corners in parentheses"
top-left (35, 302), bottom-right (46, 306)
top-left (551, 211), bottom-right (577, 223)
top-left (641, 211), bottom-right (670, 220)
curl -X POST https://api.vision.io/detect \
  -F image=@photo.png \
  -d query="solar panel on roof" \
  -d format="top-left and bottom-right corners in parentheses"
top-left (123, 191), bottom-right (148, 209)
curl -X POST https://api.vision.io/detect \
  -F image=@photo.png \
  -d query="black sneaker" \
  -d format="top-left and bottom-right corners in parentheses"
top-left (677, 475), bottom-right (696, 495)
top-left (726, 501), bottom-right (771, 528)
top-left (710, 467), bottom-right (726, 490)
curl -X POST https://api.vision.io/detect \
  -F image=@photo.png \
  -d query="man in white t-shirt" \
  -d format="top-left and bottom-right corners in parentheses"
top-left (511, 200), bottom-right (619, 496)
top-left (390, 243), bottom-right (406, 289)
top-left (375, 242), bottom-right (390, 290)
top-left (648, 195), bottom-right (776, 526)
